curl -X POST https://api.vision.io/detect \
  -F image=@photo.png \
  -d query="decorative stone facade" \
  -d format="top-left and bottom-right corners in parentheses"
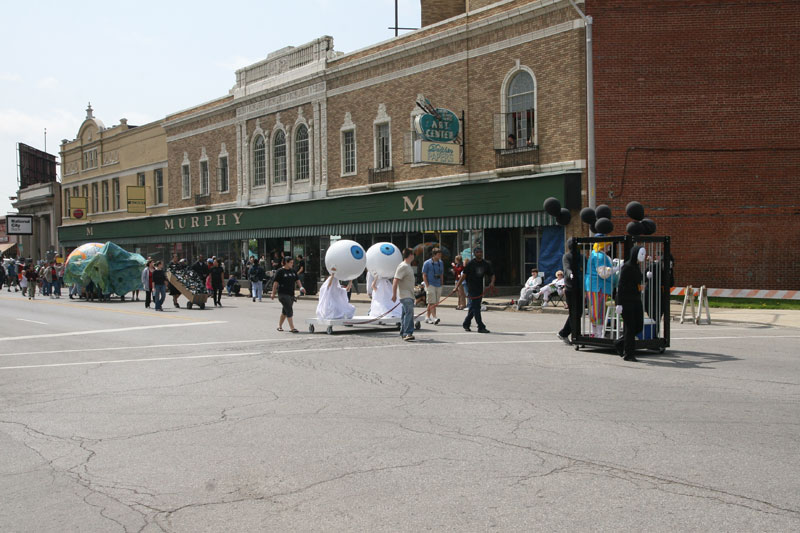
top-left (60, 104), bottom-right (169, 230)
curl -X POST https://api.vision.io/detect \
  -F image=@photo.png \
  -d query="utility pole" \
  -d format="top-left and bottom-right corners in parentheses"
top-left (568, 0), bottom-right (596, 209)
top-left (388, 0), bottom-right (416, 37)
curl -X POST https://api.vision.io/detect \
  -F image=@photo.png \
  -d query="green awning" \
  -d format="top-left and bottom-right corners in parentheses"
top-left (60, 211), bottom-right (556, 247)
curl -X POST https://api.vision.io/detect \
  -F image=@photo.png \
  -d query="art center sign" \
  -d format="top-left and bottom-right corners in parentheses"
top-left (414, 108), bottom-right (460, 142)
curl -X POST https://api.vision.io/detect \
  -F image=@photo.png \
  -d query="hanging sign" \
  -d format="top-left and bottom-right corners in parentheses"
top-left (414, 108), bottom-right (460, 143)
top-left (127, 186), bottom-right (146, 213)
top-left (70, 196), bottom-right (88, 219)
top-left (416, 141), bottom-right (462, 165)
top-left (6, 215), bottom-right (33, 235)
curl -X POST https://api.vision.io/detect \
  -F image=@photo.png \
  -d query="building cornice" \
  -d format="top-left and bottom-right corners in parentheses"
top-left (326, 0), bottom-right (576, 81)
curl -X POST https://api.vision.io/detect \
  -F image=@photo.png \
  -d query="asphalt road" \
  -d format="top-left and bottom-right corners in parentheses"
top-left (1, 291), bottom-right (799, 532)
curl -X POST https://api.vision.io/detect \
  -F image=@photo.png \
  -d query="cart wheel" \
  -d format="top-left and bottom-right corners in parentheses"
top-left (659, 346), bottom-right (666, 354)
top-left (199, 302), bottom-right (205, 310)
top-left (308, 324), bottom-right (315, 333)
top-left (186, 302), bottom-right (193, 309)
top-left (574, 344), bottom-right (580, 351)
top-left (415, 321), bottom-right (421, 330)
top-left (326, 326), bottom-right (334, 335)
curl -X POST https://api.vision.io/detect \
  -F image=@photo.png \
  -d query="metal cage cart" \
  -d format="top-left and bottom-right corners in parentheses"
top-left (570, 235), bottom-right (671, 354)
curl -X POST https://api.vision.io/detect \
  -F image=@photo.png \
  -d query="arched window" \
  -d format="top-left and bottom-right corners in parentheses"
top-left (273, 130), bottom-right (287, 184)
top-left (253, 135), bottom-right (266, 187)
top-left (295, 125), bottom-right (309, 181)
top-left (506, 71), bottom-right (535, 148)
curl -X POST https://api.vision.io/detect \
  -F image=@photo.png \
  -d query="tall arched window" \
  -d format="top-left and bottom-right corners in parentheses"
top-left (295, 125), bottom-right (309, 181)
top-left (273, 130), bottom-right (287, 184)
top-left (506, 71), bottom-right (535, 148)
top-left (253, 135), bottom-right (266, 187)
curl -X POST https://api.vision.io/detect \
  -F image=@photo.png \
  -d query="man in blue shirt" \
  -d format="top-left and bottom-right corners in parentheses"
top-left (422, 247), bottom-right (445, 325)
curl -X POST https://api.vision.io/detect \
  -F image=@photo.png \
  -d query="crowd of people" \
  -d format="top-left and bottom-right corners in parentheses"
top-left (1, 258), bottom-right (64, 300)
top-left (3, 241), bottom-right (669, 359)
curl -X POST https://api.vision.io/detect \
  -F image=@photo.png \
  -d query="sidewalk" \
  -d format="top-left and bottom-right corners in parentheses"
top-left (299, 291), bottom-right (800, 329)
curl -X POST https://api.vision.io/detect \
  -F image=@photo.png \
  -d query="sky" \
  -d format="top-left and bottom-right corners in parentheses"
top-left (0, 0), bottom-right (421, 217)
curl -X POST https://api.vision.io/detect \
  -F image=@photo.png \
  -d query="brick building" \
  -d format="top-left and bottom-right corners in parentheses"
top-left (61, 0), bottom-right (589, 287)
top-left (58, 0), bottom-right (797, 290)
top-left (59, 104), bottom-right (169, 257)
top-left (587, 0), bottom-right (800, 290)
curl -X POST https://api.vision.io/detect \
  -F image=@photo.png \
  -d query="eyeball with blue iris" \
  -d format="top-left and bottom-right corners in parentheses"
top-left (366, 242), bottom-right (402, 278)
top-left (324, 239), bottom-right (366, 281)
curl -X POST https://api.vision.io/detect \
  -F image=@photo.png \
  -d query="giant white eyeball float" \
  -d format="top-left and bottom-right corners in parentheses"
top-left (325, 239), bottom-right (366, 281)
top-left (366, 242), bottom-right (402, 278)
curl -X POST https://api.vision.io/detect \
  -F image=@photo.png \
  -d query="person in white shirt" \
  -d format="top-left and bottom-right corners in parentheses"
top-left (519, 268), bottom-right (543, 304)
top-left (540, 270), bottom-right (566, 307)
top-left (391, 248), bottom-right (417, 341)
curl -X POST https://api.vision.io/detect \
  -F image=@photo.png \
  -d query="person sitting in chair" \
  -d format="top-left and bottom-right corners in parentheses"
top-left (518, 268), bottom-right (543, 307)
top-left (539, 270), bottom-right (566, 307)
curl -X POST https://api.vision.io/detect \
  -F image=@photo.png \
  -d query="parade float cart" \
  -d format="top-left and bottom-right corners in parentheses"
top-left (166, 271), bottom-right (209, 310)
top-left (305, 316), bottom-right (421, 335)
top-left (570, 235), bottom-right (670, 354)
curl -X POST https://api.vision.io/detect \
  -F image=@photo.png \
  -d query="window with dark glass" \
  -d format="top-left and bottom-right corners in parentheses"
top-left (253, 135), bottom-right (266, 187)
top-left (506, 72), bottom-right (535, 148)
top-left (376, 123), bottom-right (390, 169)
top-left (273, 130), bottom-right (287, 183)
top-left (217, 158), bottom-right (228, 192)
top-left (295, 125), bottom-right (309, 181)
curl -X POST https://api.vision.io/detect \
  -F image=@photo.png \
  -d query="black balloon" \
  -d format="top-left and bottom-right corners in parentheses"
top-left (641, 218), bottom-right (657, 235)
top-left (596, 204), bottom-right (612, 220)
top-left (556, 208), bottom-right (571, 226)
top-left (626, 221), bottom-right (644, 236)
top-left (580, 207), bottom-right (597, 225)
top-left (626, 201), bottom-right (645, 221)
top-left (543, 197), bottom-right (562, 217)
top-left (590, 224), bottom-right (597, 234)
top-left (595, 217), bottom-right (613, 234)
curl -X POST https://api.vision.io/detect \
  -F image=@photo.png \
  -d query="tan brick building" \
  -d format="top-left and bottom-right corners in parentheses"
top-left (60, 1), bottom-right (589, 286)
top-left (59, 104), bottom-right (169, 257)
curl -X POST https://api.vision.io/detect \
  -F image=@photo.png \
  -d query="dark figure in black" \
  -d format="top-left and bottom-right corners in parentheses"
top-left (614, 245), bottom-right (649, 362)
top-left (557, 238), bottom-right (583, 345)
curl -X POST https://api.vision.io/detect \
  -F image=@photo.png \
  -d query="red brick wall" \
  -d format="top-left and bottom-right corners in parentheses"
top-left (587, 0), bottom-right (800, 290)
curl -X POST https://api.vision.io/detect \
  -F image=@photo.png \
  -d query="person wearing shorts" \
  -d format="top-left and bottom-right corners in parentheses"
top-left (421, 247), bottom-right (445, 325)
top-left (271, 256), bottom-right (305, 333)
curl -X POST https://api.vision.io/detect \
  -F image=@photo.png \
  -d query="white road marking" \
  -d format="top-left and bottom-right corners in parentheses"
top-left (3, 332), bottom-right (797, 371)
top-left (16, 318), bottom-right (48, 325)
top-left (0, 321), bottom-right (228, 342)
top-left (1, 337), bottom-right (304, 358)
top-left (0, 352), bottom-right (260, 371)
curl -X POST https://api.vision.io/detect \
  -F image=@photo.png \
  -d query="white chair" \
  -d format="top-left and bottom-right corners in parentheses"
top-left (603, 300), bottom-right (623, 339)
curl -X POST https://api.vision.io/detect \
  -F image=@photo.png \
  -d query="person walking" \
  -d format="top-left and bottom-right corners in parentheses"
top-left (210, 258), bottom-right (224, 307)
top-left (6, 261), bottom-right (19, 292)
top-left (422, 247), bottom-right (444, 325)
top-left (391, 248), bottom-right (417, 342)
top-left (456, 247), bottom-right (494, 333)
top-left (614, 246), bottom-right (650, 362)
top-left (249, 260), bottom-right (266, 302)
top-left (557, 238), bottom-right (583, 345)
top-left (271, 256), bottom-right (305, 332)
top-left (53, 261), bottom-right (64, 298)
top-left (167, 255), bottom-right (183, 308)
top-left (0, 262), bottom-right (5, 292)
top-left (42, 262), bottom-right (54, 298)
top-left (152, 261), bottom-right (167, 311)
top-left (141, 260), bottom-right (154, 308)
top-left (451, 255), bottom-right (466, 310)
top-left (24, 264), bottom-right (38, 300)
